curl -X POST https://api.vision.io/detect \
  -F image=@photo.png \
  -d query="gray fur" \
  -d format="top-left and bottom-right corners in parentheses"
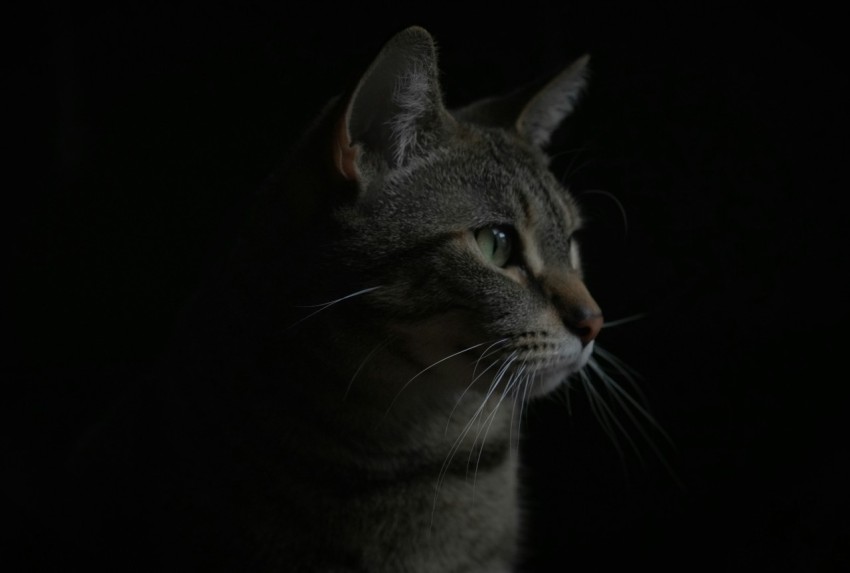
top-left (74, 26), bottom-right (602, 572)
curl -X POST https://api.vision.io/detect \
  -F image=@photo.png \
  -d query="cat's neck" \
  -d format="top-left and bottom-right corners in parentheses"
top-left (281, 328), bottom-right (516, 466)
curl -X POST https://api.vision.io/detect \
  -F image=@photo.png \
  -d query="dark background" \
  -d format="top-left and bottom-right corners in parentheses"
top-left (6, 2), bottom-right (849, 571)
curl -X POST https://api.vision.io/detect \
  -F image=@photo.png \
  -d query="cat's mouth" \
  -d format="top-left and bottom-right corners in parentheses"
top-left (522, 340), bottom-right (595, 397)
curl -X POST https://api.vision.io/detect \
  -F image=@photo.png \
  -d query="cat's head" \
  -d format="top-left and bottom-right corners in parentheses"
top-left (263, 27), bottom-right (601, 402)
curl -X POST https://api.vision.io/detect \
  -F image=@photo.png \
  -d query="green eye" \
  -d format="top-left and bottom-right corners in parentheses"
top-left (475, 226), bottom-right (513, 267)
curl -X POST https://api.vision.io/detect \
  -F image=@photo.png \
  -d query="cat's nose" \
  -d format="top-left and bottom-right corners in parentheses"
top-left (546, 272), bottom-right (603, 347)
top-left (567, 309), bottom-right (603, 347)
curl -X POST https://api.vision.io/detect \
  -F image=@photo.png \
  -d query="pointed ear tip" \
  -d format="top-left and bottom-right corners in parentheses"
top-left (557, 54), bottom-right (590, 87)
top-left (400, 25), bottom-right (432, 37)
top-left (394, 25), bottom-right (436, 47)
top-left (572, 53), bottom-right (591, 72)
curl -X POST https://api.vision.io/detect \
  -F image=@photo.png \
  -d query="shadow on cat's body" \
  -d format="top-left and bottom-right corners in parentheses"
top-left (70, 27), bottom-right (601, 572)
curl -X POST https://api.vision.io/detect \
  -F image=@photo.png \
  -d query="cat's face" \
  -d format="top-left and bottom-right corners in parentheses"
top-left (335, 125), bottom-right (601, 400)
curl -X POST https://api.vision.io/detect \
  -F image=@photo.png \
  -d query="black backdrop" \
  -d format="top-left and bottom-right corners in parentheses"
top-left (7, 2), bottom-right (849, 571)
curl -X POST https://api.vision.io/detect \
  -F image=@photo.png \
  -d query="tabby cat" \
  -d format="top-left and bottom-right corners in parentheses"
top-left (74, 26), bottom-right (603, 572)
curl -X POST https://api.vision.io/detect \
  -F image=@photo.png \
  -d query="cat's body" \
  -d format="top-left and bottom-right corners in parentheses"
top-left (72, 27), bottom-right (602, 572)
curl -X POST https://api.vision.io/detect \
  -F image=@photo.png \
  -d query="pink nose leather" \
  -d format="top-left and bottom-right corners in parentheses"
top-left (569, 311), bottom-right (603, 346)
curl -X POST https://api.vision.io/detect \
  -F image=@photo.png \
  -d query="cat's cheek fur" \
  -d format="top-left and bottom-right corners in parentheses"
top-left (386, 311), bottom-right (489, 386)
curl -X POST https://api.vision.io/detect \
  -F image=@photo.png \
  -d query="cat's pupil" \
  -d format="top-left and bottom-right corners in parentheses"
top-left (475, 226), bottom-right (513, 268)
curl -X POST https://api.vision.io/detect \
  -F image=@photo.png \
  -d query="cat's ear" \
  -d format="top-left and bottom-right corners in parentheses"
top-left (333, 26), bottom-right (454, 182)
top-left (453, 54), bottom-right (589, 148)
top-left (516, 55), bottom-right (589, 147)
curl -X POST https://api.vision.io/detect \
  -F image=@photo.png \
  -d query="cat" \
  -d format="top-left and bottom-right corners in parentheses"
top-left (70, 26), bottom-right (603, 572)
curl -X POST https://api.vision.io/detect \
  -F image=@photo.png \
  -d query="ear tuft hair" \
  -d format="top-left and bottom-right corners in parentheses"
top-left (339, 26), bottom-right (453, 178)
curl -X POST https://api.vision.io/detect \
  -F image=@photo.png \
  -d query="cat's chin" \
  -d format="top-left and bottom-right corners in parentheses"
top-left (528, 341), bottom-right (595, 398)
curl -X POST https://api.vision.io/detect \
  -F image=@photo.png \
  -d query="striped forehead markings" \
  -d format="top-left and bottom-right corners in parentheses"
top-left (508, 177), bottom-right (577, 277)
top-left (519, 226), bottom-right (546, 276)
top-left (483, 134), bottom-right (577, 266)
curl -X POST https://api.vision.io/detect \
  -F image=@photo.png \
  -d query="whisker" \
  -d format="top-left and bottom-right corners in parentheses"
top-left (588, 360), bottom-right (676, 448)
top-left (586, 363), bottom-right (648, 468)
top-left (294, 286), bottom-right (382, 308)
top-left (431, 352), bottom-right (518, 531)
top-left (555, 149), bottom-right (593, 183)
top-left (518, 370), bottom-right (536, 448)
top-left (509, 368), bottom-right (531, 453)
top-left (470, 361), bottom-right (526, 497)
top-left (588, 356), bottom-right (671, 445)
top-left (516, 364), bottom-right (535, 439)
top-left (586, 359), bottom-right (685, 489)
top-left (480, 360), bottom-right (527, 450)
top-left (470, 397), bottom-right (514, 491)
top-left (344, 336), bottom-right (393, 399)
top-left (583, 370), bottom-right (639, 484)
top-left (578, 189), bottom-right (629, 236)
top-left (472, 339), bottom-right (511, 381)
top-left (580, 370), bottom-right (625, 464)
top-left (445, 344), bottom-right (509, 435)
top-left (593, 345), bottom-right (643, 378)
top-left (472, 352), bottom-right (518, 436)
top-left (383, 340), bottom-right (494, 420)
top-left (287, 286), bottom-right (382, 330)
top-left (601, 313), bottom-right (648, 329)
top-left (434, 351), bottom-right (518, 503)
top-left (592, 346), bottom-right (649, 408)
